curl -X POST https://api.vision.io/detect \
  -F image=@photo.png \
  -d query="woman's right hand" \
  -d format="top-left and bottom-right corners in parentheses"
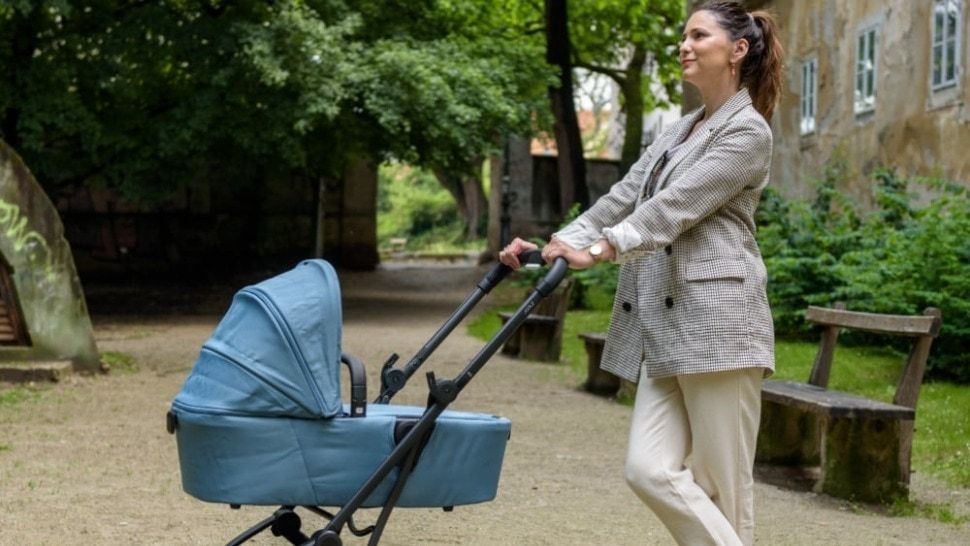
top-left (498, 237), bottom-right (539, 270)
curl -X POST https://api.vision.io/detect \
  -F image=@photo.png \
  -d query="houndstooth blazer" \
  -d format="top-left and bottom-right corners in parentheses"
top-left (557, 88), bottom-right (775, 382)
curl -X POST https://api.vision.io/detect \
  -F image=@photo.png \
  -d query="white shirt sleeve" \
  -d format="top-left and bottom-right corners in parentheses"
top-left (602, 224), bottom-right (647, 264)
top-left (552, 216), bottom-right (601, 249)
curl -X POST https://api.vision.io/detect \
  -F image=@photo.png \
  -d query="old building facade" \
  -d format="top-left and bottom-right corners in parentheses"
top-left (688, 0), bottom-right (969, 202)
top-left (772, 0), bottom-right (968, 201)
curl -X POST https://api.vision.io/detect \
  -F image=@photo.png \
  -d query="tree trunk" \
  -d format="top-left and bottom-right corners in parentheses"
top-left (620, 46), bottom-right (648, 175)
top-left (544, 0), bottom-right (588, 213)
top-left (434, 165), bottom-right (487, 240)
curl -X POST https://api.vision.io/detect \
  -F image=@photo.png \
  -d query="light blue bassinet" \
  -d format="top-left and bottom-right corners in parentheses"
top-left (169, 260), bottom-right (511, 509)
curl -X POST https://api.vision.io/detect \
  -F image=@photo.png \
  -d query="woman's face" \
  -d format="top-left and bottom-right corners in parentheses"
top-left (679, 10), bottom-right (743, 88)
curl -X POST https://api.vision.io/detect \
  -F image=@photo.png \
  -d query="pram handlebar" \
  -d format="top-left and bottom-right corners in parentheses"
top-left (375, 248), bottom-right (565, 404)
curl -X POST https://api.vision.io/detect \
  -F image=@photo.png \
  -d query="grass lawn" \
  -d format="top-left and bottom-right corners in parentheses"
top-left (469, 303), bottom-right (970, 491)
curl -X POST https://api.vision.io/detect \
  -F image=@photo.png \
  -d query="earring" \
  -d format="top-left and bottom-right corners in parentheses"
top-left (730, 61), bottom-right (736, 76)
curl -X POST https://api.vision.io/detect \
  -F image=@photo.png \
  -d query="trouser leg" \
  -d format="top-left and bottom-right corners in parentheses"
top-left (625, 371), bottom-right (744, 546)
top-left (678, 368), bottom-right (763, 546)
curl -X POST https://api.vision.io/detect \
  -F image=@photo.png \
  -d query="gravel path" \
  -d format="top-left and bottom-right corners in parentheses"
top-left (0, 263), bottom-right (966, 545)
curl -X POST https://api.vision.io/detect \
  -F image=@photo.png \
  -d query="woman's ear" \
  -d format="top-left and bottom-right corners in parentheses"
top-left (731, 38), bottom-right (750, 65)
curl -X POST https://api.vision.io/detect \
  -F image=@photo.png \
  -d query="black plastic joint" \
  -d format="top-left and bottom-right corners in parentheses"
top-left (426, 372), bottom-right (458, 405)
top-left (382, 368), bottom-right (406, 391)
top-left (166, 411), bottom-right (178, 434)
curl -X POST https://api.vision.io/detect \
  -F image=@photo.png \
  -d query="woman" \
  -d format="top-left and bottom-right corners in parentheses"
top-left (500, 2), bottom-right (782, 545)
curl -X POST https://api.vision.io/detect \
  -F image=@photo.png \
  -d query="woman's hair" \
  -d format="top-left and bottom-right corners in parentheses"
top-left (695, 1), bottom-right (784, 120)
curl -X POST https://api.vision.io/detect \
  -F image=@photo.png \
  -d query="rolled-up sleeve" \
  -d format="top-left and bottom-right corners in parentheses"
top-left (608, 120), bottom-right (771, 256)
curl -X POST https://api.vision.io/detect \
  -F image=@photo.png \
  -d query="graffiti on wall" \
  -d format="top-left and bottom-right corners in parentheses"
top-left (0, 198), bottom-right (58, 284)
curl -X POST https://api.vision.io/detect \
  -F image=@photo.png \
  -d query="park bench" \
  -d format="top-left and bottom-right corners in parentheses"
top-left (500, 278), bottom-right (573, 362)
top-left (757, 303), bottom-right (942, 503)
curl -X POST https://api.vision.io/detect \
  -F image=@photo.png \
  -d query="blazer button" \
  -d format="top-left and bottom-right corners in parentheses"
top-left (622, 302), bottom-right (632, 312)
top-left (665, 296), bottom-right (674, 308)
top-left (665, 245), bottom-right (672, 255)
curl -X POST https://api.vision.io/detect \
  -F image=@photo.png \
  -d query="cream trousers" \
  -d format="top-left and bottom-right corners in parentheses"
top-left (625, 367), bottom-right (763, 546)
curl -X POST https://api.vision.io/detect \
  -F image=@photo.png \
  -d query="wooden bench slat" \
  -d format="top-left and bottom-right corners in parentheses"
top-left (578, 332), bottom-right (606, 343)
top-left (497, 311), bottom-right (559, 325)
top-left (762, 379), bottom-right (915, 420)
top-left (805, 306), bottom-right (941, 337)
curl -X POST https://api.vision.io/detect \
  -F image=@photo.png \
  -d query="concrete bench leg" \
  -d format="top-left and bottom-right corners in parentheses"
top-left (820, 416), bottom-right (906, 503)
top-left (756, 401), bottom-right (821, 466)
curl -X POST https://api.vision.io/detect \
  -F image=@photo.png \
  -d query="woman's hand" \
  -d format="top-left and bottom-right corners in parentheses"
top-left (543, 237), bottom-right (614, 270)
top-left (498, 237), bottom-right (539, 270)
top-left (542, 237), bottom-right (596, 270)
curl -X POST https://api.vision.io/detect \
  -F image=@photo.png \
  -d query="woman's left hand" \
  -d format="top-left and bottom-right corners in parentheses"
top-left (542, 238), bottom-right (597, 270)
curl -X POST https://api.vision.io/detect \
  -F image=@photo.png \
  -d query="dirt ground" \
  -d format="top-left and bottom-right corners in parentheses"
top-left (0, 263), bottom-right (967, 545)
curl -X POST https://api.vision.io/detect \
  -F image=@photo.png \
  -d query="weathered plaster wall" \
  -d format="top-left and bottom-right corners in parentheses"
top-left (0, 141), bottom-right (100, 371)
top-left (768, 0), bottom-right (970, 202)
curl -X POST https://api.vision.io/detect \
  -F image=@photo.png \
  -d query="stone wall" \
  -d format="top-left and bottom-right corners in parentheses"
top-left (0, 141), bottom-right (100, 371)
top-left (56, 158), bottom-right (379, 277)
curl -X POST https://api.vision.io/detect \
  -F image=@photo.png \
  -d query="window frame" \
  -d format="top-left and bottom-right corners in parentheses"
top-left (931, 0), bottom-right (962, 91)
top-left (800, 57), bottom-right (818, 135)
top-left (854, 23), bottom-right (879, 115)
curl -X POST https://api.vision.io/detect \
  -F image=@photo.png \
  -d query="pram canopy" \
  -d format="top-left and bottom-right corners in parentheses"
top-left (173, 260), bottom-right (343, 419)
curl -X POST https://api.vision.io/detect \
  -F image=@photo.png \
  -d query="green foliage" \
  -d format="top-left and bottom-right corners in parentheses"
top-left (377, 163), bottom-right (486, 252)
top-left (569, 0), bottom-right (685, 111)
top-left (889, 498), bottom-right (970, 525)
top-left (1, 0), bottom-right (552, 201)
top-left (757, 168), bottom-right (970, 382)
top-left (0, 385), bottom-right (42, 407)
top-left (100, 351), bottom-right (138, 374)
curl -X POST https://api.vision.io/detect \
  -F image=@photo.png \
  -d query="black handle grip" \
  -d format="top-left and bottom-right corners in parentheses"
top-left (479, 248), bottom-right (548, 293)
top-left (341, 352), bottom-right (367, 417)
top-left (535, 256), bottom-right (569, 296)
top-left (479, 262), bottom-right (513, 293)
top-left (519, 249), bottom-right (545, 267)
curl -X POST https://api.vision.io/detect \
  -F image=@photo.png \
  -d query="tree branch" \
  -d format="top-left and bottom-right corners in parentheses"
top-left (573, 59), bottom-right (626, 85)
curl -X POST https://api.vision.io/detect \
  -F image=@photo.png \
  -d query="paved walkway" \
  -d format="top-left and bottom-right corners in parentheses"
top-left (0, 264), bottom-right (966, 545)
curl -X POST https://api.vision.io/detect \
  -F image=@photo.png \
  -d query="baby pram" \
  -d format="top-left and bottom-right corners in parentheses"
top-left (168, 252), bottom-right (567, 545)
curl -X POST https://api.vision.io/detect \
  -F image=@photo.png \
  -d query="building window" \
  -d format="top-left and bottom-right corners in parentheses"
top-left (800, 58), bottom-right (818, 135)
top-left (854, 25), bottom-right (878, 114)
top-left (932, 0), bottom-right (961, 90)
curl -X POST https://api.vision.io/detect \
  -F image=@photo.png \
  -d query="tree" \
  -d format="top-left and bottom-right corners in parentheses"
top-left (544, 0), bottom-right (588, 212)
top-left (569, 0), bottom-right (684, 173)
top-left (1, 1), bottom-right (551, 242)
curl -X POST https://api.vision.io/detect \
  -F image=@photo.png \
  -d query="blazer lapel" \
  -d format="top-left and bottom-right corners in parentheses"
top-left (653, 88), bottom-right (754, 195)
top-left (639, 108), bottom-right (703, 199)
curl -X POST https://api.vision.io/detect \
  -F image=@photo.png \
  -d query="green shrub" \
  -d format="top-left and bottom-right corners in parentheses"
top-left (757, 169), bottom-right (970, 383)
top-left (377, 163), bottom-right (460, 247)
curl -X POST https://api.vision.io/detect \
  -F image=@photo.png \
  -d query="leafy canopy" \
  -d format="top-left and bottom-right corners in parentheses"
top-left (1, 0), bottom-right (552, 198)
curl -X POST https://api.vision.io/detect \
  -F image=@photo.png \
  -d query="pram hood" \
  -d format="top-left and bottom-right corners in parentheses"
top-left (172, 260), bottom-right (343, 419)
